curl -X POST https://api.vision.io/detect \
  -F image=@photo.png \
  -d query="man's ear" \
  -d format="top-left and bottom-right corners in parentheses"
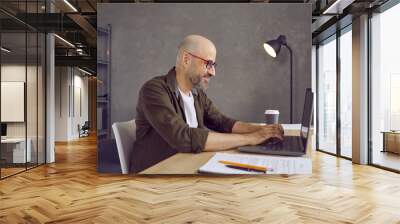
top-left (182, 52), bottom-right (191, 67)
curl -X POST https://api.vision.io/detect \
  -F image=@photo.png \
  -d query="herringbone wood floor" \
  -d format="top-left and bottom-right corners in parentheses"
top-left (1, 135), bottom-right (400, 224)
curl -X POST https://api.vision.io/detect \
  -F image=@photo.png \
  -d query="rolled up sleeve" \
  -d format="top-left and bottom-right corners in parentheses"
top-left (203, 95), bottom-right (237, 133)
top-left (140, 81), bottom-right (209, 153)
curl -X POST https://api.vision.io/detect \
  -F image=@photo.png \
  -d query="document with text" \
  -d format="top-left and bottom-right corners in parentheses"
top-left (198, 153), bottom-right (312, 175)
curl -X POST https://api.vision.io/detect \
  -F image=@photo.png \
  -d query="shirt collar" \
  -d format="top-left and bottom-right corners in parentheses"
top-left (166, 66), bottom-right (198, 98)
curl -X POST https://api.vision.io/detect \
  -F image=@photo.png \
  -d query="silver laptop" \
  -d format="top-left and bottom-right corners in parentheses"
top-left (239, 88), bottom-right (314, 156)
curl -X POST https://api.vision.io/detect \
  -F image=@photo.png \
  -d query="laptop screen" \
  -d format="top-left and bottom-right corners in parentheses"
top-left (300, 88), bottom-right (314, 147)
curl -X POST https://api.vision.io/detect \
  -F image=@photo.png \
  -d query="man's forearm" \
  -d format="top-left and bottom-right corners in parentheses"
top-left (203, 123), bottom-right (284, 152)
top-left (203, 132), bottom-right (251, 152)
top-left (231, 121), bottom-right (263, 134)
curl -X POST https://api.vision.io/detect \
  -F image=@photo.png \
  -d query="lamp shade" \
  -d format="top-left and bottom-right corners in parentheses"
top-left (263, 35), bottom-right (287, 58)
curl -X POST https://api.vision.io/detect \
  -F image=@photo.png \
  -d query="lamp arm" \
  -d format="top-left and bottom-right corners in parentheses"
top-left (283, 44), bottom-right (293, 123)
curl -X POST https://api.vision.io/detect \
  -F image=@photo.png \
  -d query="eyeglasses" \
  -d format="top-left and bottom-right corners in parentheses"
top-left (185, 51), bottom-right (217, 70)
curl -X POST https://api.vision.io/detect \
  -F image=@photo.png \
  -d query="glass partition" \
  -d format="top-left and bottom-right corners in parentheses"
top-left (38, 32), bottom-right (45, 165)
top-left (27, 30), bottom-right (38, 169)
top-left (370, 3), bottom-right (400, 171)
top-left (339, 27), bottom-right (352, 158)
top-left (1, 30), bottom-right (28, 177)
top-left (317, 35), bottom-right (337, 155)
top-left (0, 1), bottom-right (46, 179)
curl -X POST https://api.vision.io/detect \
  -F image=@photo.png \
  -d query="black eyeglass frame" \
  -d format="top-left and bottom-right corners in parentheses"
top-left (184, 50), bottom-right (217, 70)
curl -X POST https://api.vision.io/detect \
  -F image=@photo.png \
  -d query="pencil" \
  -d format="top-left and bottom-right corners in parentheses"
top-left (225, 165), bottom-right (266, 173)
top-left (218, 160), bottom-right (268, 172)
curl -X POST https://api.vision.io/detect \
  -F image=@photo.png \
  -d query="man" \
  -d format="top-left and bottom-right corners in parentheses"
top-left (130, 35), bottom-right (284, 173)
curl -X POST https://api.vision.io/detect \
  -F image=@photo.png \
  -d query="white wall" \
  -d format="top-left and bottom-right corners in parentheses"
top-left (71, 72), bottom-right (89, 138)
top-left (1, 66), bottom-right (26, 134)
top-left (55, 67), bottom-right (89, 141)
top-left (55, 67), bottom-right (69, 141)
top-left (1, 65), bottom-right (39, 138)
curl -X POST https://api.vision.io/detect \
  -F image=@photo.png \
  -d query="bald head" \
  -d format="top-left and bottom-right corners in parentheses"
top-left (176, 35), bottom-right (216, 66)
top-left (175, 35), bottom-right (217, 91)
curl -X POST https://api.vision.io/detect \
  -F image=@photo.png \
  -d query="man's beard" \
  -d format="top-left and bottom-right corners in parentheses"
top-left (188, 71), bottom-right (208, 91)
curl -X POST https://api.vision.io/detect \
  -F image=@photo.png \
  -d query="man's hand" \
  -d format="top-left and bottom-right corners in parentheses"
top-left (203, 124), bottom-right (284, 152)
top-left (247, 124), bottom-right (284, 146)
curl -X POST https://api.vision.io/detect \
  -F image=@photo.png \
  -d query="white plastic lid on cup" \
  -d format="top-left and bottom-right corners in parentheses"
top-left (264, 110), bottom-right (280, 115)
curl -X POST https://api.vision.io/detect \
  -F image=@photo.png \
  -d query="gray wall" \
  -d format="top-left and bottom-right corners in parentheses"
top-left (98, 3), bottom-right (311, 124)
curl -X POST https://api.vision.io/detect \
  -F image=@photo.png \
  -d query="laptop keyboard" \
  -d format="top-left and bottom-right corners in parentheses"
top-left (263, 136), bottom-right (303, 151)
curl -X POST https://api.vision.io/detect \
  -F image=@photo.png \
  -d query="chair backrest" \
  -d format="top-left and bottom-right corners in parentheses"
top-left (112, 119), bottom-right (136, 174)
top-left (83, 121), bottom-right (90, 129)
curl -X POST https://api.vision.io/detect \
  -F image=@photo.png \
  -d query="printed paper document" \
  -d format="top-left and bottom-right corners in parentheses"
top-left (198, 153), bottom-right (312, 175)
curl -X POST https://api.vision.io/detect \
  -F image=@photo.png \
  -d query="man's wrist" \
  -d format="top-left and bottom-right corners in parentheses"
top-left (242, 132), bottom-right (255, 145)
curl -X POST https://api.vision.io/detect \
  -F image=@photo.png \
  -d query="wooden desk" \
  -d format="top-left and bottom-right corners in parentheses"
top-left (1, 138), bottom-right (32, 163)
top-left (141, 124), bottom-right (311, 174)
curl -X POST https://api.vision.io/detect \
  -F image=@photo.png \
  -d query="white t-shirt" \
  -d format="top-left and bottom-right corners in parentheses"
top-left (178, 88), bottom-right (198, 128)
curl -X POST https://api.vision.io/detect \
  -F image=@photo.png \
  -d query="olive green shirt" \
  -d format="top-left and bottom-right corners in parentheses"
top-left (130, 67), bottom-right (237, 173)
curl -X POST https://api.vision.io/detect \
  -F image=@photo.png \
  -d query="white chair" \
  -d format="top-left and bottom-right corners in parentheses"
top-left (112, 119), bottom-right (136, 174)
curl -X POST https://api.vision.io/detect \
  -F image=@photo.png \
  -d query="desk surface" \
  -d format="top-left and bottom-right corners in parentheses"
top-left (140, 124), bottom-right (311, 174)
top-left (1, 138), bottom-right (28, 143)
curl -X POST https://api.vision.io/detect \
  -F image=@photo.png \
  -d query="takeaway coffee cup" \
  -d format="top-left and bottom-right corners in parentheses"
top-left (264, 110), bottom-right (280, 124)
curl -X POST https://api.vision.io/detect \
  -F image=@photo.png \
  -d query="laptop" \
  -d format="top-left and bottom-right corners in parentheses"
top-left (238, 88), bottom-right (314, 156)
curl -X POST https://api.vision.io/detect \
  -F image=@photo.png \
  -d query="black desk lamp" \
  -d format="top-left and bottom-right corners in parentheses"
top-left (263, 35), bottom-right (293, 123)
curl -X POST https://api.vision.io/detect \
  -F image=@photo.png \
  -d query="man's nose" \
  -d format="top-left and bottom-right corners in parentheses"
top-left (208, 66), bottom-right (216, 77)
